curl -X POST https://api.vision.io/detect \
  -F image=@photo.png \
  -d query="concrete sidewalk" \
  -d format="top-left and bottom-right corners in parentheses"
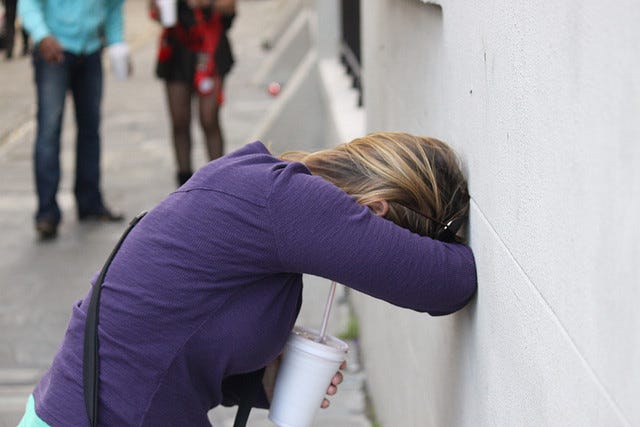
top-left (0, 1), bottom-right (371, 426)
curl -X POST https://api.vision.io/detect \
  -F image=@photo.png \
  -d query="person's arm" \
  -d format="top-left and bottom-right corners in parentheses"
top-left (267, 163), bottom-right (478, 316)
top-left (18, 0), bottom-right (64, 63)
top-left (148, 0), bottom-right (160, 22)
top-left (103, 0), bottom-right (125, 46)
top-left (17, 0), bottom-right (50, 45)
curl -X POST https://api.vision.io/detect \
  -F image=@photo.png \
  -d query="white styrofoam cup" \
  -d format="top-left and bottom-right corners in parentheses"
top-left (108, 43), bottom-right (129, 81)
top-left (156, 0), bottom-right (177, 27)
top-left (268, 326), bottom-right (348, 427)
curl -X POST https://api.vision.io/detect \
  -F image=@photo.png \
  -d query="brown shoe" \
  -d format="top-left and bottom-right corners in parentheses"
top-left (36, 219), bottom-right (58, 240)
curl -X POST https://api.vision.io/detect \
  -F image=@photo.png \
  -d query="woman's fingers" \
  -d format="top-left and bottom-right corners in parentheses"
top-left (321, 362), bottom-right (346, 409)
top-left (331, 371), bottom-right (343, 386)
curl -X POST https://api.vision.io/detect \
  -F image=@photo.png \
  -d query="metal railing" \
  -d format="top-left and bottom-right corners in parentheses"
top-left (340, 0), bottom-right (363, 106)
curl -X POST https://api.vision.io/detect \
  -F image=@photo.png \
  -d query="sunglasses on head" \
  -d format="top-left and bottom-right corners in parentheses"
top-left (432, 216), bottom-right (465, 243)
top-left (400, 204), bottom-right (465, 243)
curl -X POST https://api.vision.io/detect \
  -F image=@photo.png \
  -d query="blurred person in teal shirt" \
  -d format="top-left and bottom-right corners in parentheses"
top-left (18, 0), bottom-right (128, 240)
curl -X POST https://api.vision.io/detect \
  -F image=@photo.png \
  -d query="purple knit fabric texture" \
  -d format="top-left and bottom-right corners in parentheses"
top-left (33, 141), bottom-right (477, 426)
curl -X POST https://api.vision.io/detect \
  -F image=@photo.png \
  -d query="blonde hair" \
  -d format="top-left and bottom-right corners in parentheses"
top-left (280, 132), bottom-right (470, 243)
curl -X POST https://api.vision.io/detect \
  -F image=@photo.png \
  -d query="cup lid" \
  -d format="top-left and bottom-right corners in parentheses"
top-left (288, 326), bottom-right (349, 357)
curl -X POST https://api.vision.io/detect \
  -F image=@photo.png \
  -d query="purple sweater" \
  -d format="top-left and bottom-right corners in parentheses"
top-left (33, 141), bottom-right (477, 426)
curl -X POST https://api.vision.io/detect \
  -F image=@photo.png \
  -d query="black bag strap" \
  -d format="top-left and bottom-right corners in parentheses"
top-left (233, 400), bottom-right (252, 427)
top-left (232, 368), bottom-right (263, 427)
top-left (83, 211), bottom-right (147, 427)
top-left (82, 210), bottom-right (255, 427)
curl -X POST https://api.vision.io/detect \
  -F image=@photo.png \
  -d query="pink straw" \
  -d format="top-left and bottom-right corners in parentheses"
top-left (317, 281), bottom-right (337, 343)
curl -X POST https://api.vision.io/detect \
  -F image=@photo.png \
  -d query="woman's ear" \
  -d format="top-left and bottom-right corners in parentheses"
top-left (368, 200), bottom-right (389, 217)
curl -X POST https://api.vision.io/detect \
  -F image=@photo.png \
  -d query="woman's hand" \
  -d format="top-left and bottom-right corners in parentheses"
top-left (148, 0), bottom-right (160, 22)
top-left (262, 357), bottom-right (346, 408)
top-left (321, 361), bottom-right (346, 409)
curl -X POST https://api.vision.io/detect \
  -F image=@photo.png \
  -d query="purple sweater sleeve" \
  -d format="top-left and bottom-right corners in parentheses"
top-left (267, 162), bottom-right (477, 316)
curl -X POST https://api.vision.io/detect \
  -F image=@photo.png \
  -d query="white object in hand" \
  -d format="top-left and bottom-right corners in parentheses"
top-left (156, 0), bottom-right (178, 27)
top-left (108, 43), bottom-right (130, 81)
top-left (269, 326), bottom-right (348, 427)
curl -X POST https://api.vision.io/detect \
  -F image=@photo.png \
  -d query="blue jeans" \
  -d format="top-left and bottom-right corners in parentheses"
top-left (33, 49), bottom-right (105, 224)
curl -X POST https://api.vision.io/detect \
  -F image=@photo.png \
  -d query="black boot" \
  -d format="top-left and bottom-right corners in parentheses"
top-left (177, 171), bottom-right (193, 186)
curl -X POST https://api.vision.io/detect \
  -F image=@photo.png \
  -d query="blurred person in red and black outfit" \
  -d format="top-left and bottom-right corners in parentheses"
top-left (150, 0), bottom-right (236, 186)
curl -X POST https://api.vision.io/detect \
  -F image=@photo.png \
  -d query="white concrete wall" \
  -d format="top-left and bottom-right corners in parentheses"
top-left (256, 0), bottom-right (639, 424)
top-left (349, 0), bottom-right (640, 426)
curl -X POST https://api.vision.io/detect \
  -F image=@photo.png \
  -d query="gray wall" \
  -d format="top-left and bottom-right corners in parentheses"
top-left (352, 0), bottom-right (640, 425)
top-left (259, 0), bottom-right (639, 424)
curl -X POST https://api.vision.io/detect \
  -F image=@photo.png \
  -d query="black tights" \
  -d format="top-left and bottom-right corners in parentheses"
top-left (3, 0), bottom-right (30, 58)
top-left (165, 81), bottom-right (224, 182)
